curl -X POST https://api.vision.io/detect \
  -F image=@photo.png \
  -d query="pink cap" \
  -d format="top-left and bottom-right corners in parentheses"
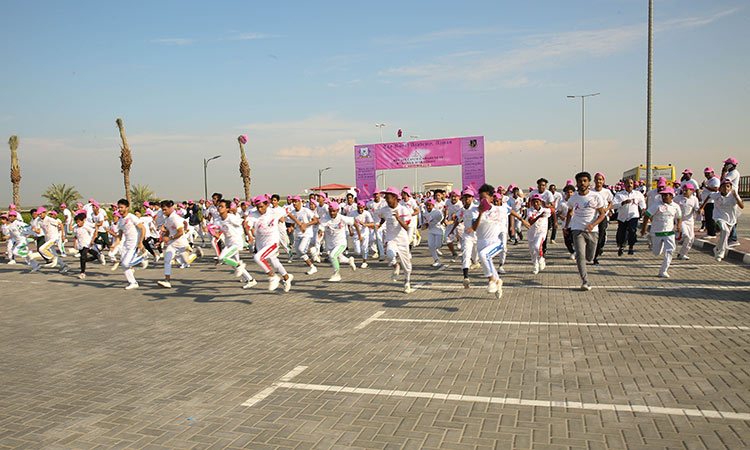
top-left (492, 193), bottom-right (503, 199)
top-left (657, 177), bottom-right (667, 187)
top-left (704, 167), bottom-right (714, 173)
top-left (60, 203), bottom-right (66, 208)
top-left (383, 187), bottom-right (400, 196)
top-left (92, 201), bottom-right (100, 208)
top-left (8, 203), bottom-right (16, 210)
top-left (724, 157), bottom-right (738, 165)
top-left (566, 179), bottom-right (575, 186)
top-left (76, 202), bottom-right (83, 208)
top-left (143, 201), bottom-right (150, 207)
top-left (507, 184), bottom-right (517, 190)
top-left (239, 135), bottom-right (248, 144)
top-left (594, 172), bottom-right (605, 179)
top-left (229, 202), bottom-right (236, 209)
top-left (721, 178), bottom-right (733, 185)
top-left (496, 185), bottom-right (505, 192)
top-left (449, 190), bottom-right (460, 197)
top-left (424, 198), bottom-right (435, 205)
top-left (37, 207), bottom-right (47, 214)
top-left (658, 187), bottom-right (675, 195)
top-left (113, 211), bottom-right (122, 218)
top-left (242, 201), bottom-right (249, 206)
top-left (144, 210), bottom-right (153, 216)
top-left (200, 198), bottom-right (206, 202)
top-left (0, 214), bottom-right (7, 219)
top-left (88, 198), bottom-right (95, 202)
top-left (461, 189), bottom-right (474, 197)
top-left (478, 198), bottom-right (492, 212)
top-left (317, 191), bottom-right (328, 198)
top-left (178, 203), bottom-right (184, 208)
top-left (8, 211), bottom-right (17, 216)
top-left (401, 186), bottom-right (411, 196)
top-left (50, 210), bottom-right (58, 216)
top-left (290, 195), bottom-right (302, 201)
top-left (253, 195), bottom-right (268, 204)
top-left (75, 209), bottom-right (85, 215)
top-left (530, 193), bottom-right (543, 201)
top-left (328, 201), bottom-right (340, 210)
top-left (357, 200), bottom-right (366, 207)
top-left (373, 188), bottom-right (381, 195)
top-left (188, 200), bottom-right (194, 204)
top-left (680, 182), bottom-right (695, 190)
top-left (682, 169), bottom-right (693, 175)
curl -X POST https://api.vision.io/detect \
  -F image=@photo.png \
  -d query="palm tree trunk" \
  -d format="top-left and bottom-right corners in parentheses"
top-left (116, 118), bottom-right (133, 205)
top-left (238, 137), bottom-right (251, 202)
top-left (8, 135), bottom-right (21, 207)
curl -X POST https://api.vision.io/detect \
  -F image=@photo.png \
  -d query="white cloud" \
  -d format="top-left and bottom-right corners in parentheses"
top-left (226, 32), bottom-right (281, 40)
top-left (150, 38), bottom-right (195, 45)
top-left (276, 139), bottom-right (355, 160)
top-left (374, 28), bottom-right (511, 46)
top-left (380, 9), bottom-right (737, 87)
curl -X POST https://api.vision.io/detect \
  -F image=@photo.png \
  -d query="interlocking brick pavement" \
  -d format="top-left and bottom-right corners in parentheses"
top-left (1, 232), bottom-right (749, 449)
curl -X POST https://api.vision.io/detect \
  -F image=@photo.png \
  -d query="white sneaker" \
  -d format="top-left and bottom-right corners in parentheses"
top-left (371, 251), bottom-right (379, 259)
top-left (155, 254), bottom-right (161, 263)
top-left (715, 256), bottom-right (722, 262)
top-left (728, 241), bottom-right (740, 247)
top-left (78, 273), bottom-right (86, 279)
top-left (532, 262), bottom-right (539, 275)
top-left (470, 262), bottom-right (480, 270)
top-left (580, 283), bottom-right (592, 291)
top-left (196, 246), bottom-right (204, 257)
top-left (60, 265), bottom-right (70, 274)
top-left (125, 283), bottom-right (139, 290)
top-left (268, 274), bottom-right (281, 291)
top-left (7, 260), bottom-right (16, 265)
top-left (495, 279), bottom-right (503, 299)
top-left (488, 281), bottom-right (498, 294)
top-left (658, 271), bottom-right (670, 278)
top-left (328, 272), bottom-right (342, 282)
top-left (46, 257), bottom-right (58, 268)
top-left (539, 258), bottom-right (546, 271)
top-left (678, 255), bottom-right (689, 260)
top-left (242, 279), bottom-right (257, 289)
top-left (361, 262), bottom-right (368, 269)
top-left (463, 278), bottom-right (470, 289)
top-left (497, 266), bottom-right (506, 274)
top-left (569, 253), bottom-right (576, 260)
top-left (348, 256), bottom-right (356, 271)
top-left (111, 261), bottom-right (120, 271)
top-left (391, 264), bottom-right (400, 281)
top-left (432, 261), bottom-right (440, 267)
top-left (283, 274), bottom-right (294, 292)
top-left (550, 240), bottom-right (556, 244)
top-left (141, 258), bottom-right (149, 269)
top-left (306, 265), bottom-right (318, 275)
top-left (234, 262), bottom-right (246, 278)
top-left (313, 255), bottom-right (321, 263)
top-left (436, 249), bottom-right (443, 256)
top-left (157, 280), bottom-right (172, 288)
top-left (404, 283), bottom-right (414, 294)
top-left (99, 253), bottom-right (106, 265)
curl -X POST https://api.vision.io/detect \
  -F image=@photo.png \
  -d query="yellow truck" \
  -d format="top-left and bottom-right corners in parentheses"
top-left (622, 165), bottom-right (676, 188)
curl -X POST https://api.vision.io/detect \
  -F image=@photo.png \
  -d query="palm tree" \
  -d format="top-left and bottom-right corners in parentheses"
top-left (8, 135), bottom-right (21, 206)
top-left (130, 184), bottom-right (159, 209)
top-left (42, 184), bottom-right (81, 210)
top-left (116, 118), bottom-right (133, 205)
top-left (238, 136), bottom-right (251, 201)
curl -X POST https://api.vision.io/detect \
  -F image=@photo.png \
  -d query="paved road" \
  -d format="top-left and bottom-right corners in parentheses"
top-left (1, 231), bottom-right (749, 449)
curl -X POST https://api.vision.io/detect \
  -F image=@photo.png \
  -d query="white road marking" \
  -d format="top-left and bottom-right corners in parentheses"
top-left (372, 318), bottom-right (749, 331)
top-left (354, 311), bottom-right (386, 330)
top-left (273, 381), bottom-right (750, 421)
top-left (410, 281), bottom-right (427, 292)
top-left (240, 365), bottom-right (308, 407)
top-left (422, 284), bottom-right (749, 291)
top-left (437, 264), bottom-right (451, 271)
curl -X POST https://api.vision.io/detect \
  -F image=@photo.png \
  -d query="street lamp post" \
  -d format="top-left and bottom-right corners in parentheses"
top-left (203, 155), bottom-right (222, 200)
top-left (376, 123), bottom-right (386, 187)
top-left (318, 166), bottom-right (332, 193)
top-left (646, 0), bottom-right (653, 189)
top-left (567, 93), bottom-right (599, 171)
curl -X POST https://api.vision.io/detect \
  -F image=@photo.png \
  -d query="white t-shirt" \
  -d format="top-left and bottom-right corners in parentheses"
top-left (423, 209), bottom-right (445, 235)
top-left (320, 214), bottom-right (355, 248)
top-left (247, 208), bottom-right (286, 249)
top-left (63, 208), bottom-right (73, 225)
top-left (40, 216), bottom-right (60, 242)
top-left (593, 187), bottom-right (614, 209)
top-left (701, 176), bottom-right (720, 203)
top-left (526, 207), bottom-right (550, 236)
top-left (529, 189), bottom-right (555, 207)
top-left (475, 205), bottom-right (507, 244)
top-left (725, 169), bottom-right (740, 191)
top-left (165, 211), bottom-right (189, 247)
top-left (445, 200), bottom-right (463, 224)
top-left (567, 192), bottom-right (605, 231)
top-left (711, 191), bottom-right (740, 226)
top-left (3, 220), bottom-right (25, 241)
top-left (613, 190), bottom-right (646, 221)
top-left (646, 188), bottom-right (663, 207)
top-left (354, 210), bottom-right (375, 232)
top-left (73, 222), bottom-right (97, 250)
top-left (218, 213), bottom-right (246, 248)
top-left (376, 204), bottom-right (411, 245)
top-left (458, 205), bottom-right (479, 241)
top-left (646, 202), bottom-right (682, 234)
top-left (289, 207), bottom-right (316, 238)
top-left (116, 213), bottom-right (142, 247)
top-left (674, 195), bottom-right (700, 223)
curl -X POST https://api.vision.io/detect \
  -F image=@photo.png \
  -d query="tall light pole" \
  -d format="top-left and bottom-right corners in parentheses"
top-left (410, 135), bottom-right (420, 193)
top-left (203, 155), bottom-right (221, 201)
top-left (375, 123), bottom-right (386, 187)
top-left (318, 166), bottom-right (332, 193)
top-left (646, 0), bottom-right (653, 189)
top-left (567, 93), bottom-right (599, 171)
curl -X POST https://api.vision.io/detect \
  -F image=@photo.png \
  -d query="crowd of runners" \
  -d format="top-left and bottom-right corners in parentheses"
top-left (0, 157), bottom-right (743, 296)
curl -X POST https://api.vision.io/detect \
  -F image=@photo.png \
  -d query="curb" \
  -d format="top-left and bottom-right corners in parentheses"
top-left (692, 238), bottom-right (750, 265)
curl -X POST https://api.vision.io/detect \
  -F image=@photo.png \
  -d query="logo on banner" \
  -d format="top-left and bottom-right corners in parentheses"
top-left (358, 147), bottom-right (371, 158)
top-left (470, 139), bottom-right (477, 148)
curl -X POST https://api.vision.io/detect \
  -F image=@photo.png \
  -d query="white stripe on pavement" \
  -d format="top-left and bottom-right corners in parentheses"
top-left (372, 318), bottom-right (749, 330)
top-left (273, 381), bottom-right (750, 421)
top-left (354, 311), bottom-right (386, 330)
top-left (240, 365), bottom-right (308, 407)
top-left (422, 284), bottom-right (749, 291)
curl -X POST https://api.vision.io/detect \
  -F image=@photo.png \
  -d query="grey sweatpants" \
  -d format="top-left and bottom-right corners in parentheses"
top-left (571, 230), bottom-right (598, 284)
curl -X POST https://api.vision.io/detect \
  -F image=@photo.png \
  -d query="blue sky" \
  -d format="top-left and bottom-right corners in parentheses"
top-left (1, 0), bottom-right (747, 205)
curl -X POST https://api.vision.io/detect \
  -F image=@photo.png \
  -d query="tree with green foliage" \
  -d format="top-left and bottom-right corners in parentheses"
top-left (42, 183), bottom-right (81, 210)
top-left (130, 184), bottom-right (160, 209)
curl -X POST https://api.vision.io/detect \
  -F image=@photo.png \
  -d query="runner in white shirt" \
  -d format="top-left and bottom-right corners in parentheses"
top-left (421, 198), bottom-right (445, 266)
top-left (564, 172), bottom-right (607, 290)
top-left (448, 189), bottom-right (480, 288)
top-left (525, 194), bottom-right (551, 275)
top-left (592, 173), bottom-right (613, 264)
top-left (61, 203), bottom-right (73, 237)
top-left (720, 157), bottom-right (741, 245)
top-left (443, 190), bottom-right (463, 259)
top-left (641, 187), bottom-right (682, 278)
top-left (37, 207), bottom-right (70, 272)
top-left (376, 187), bottom-right (415, 294)
top-left (209, 199), bottom-right (257, 289)
top-left (312, 192), bottom-right (330, 262)
top-left (699, 179), bottom-right (744, 261)
top-left (674, 183), bottom-right (700, 260)
top-left (287, 196), bottom-right (320, 274)
top-left (270, 195), bottom-right (292, 261)
top-left (700, 167), bottom-right (721, 237)
top-left (400, 187), bottom-right (420, 247)
top-left (646, 178), bottom-right (667, 208)
top-left (318, 201), bottom-right (360, 282)
top-left (556, 185), bottom-right (576, 259)
top-left (612, 178), bottom-right (646, 256)
top-left (156, 200), bottom-right (198, 289)
top-left (115, 198), bottom-right (148, 290)
top-left (490, 193), bottom-right (524, 273)
top-left (1, 211), bottom-right (40, 270)
top-left (351, 201), bottom-right (374, 268)
top-left (72, 212), bottom-right (105, 279)
top-left (366, 190), bottom-right (386, 260)
top-left (246, 196), bottom-right (293, 292)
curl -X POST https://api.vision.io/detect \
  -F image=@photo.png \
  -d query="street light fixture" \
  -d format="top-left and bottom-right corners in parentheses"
top-left (203, 155), bottom-right (222, 201)
top-left (567, 93), bottom-right (599, 171)
top-left (318, 166), bottom-right (332, 193)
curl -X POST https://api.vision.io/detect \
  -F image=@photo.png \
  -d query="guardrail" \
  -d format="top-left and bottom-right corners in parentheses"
top-left (739, 175), bottom-right (749, 198)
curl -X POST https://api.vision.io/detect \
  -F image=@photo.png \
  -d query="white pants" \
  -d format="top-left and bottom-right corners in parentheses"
top-left (478, 240), bottom-right (504, 279)
top-left (528, 231), bottom-right (545, 265)
top-left (219, 245), bottom-right (253, 282)
top-left (428, 232), bottom-right (443, 262)
top-left (714, 220), bottom-right (734, 260)
top-left (461, 237), bottom-right (477, 269)
top-left (407, 221), bottom-right (417, 245)
top-left (254, 242), bottom-right (287, 276)
top-left (496, 231), bottom-right (508, 266)
top-left (678, 221), bottom-right (695, 258)
top-left (40, 238), bottom-right (68, 267)
top-left (352, 233), bottom-right (370, 260)
top-left (294, 234), bottom-right (313, 262)
top-left (651, 233), bottom-right (676, 274)
top-left (164, 242), bottom-right (190, 276)
top-left (386, 240), bottom-right (412, 282)
top-left (120, 245), bottom-right (144, 284)
top-left (369, 228), bottom-right (384, 257)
